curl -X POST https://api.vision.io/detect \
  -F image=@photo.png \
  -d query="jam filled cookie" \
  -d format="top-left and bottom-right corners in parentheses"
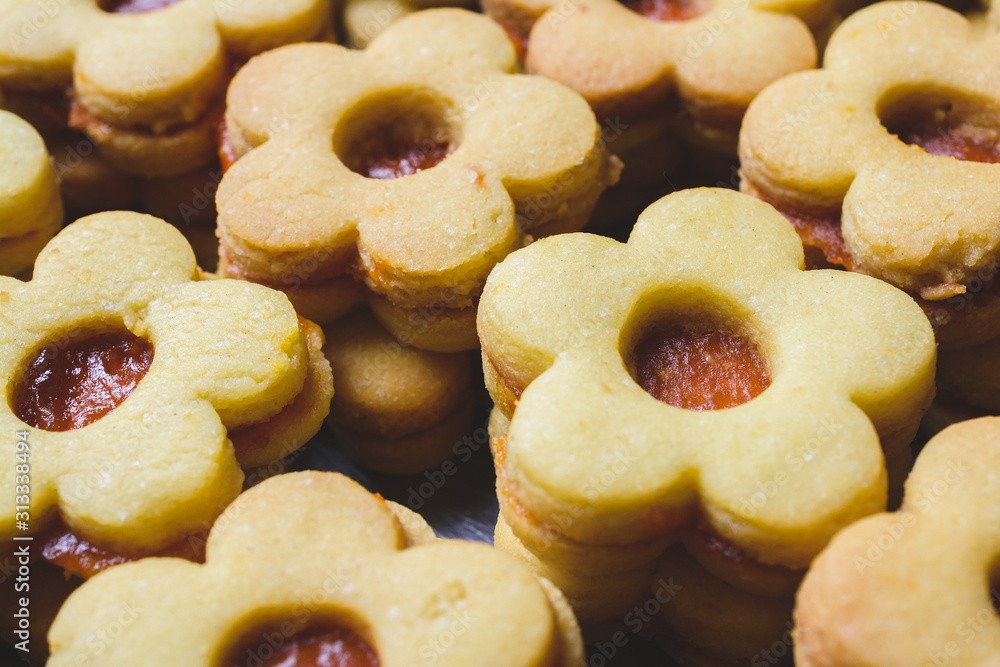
top-left (0, 212), bottom-right (333, 578)
top-left (794, 416), bottom-right (1000, 666)
top-left (739, 1), bottom-right (1000, 348)
top-left (216, 8), bottom-right (620, 352)
top-left (0, 108), bottom-right (62, 278)
top-left (482, 0), bottom-right (821, 225)
top-left (0, 0), bottom-right (333, 178)
top-left (47, 470), bottom-right (586, 667)
top-left (478, 188), bottom-right (935, 662)
top-left (323, 310), bottom-right (479, 474)
top-left (343, 0), bottom-right (476, 48)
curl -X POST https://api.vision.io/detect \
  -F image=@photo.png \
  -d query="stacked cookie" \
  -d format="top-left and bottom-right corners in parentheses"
top-left (481, 0), bottom-right (825, 226)
top-left (478, 188), bottom-right (936, 664)
top-left (738, 1), bottom-right (1000, 432)
top-left (5, 0), bottom-right (1000, 664)
top-left (46, 471), bottom-right (588, 667)
top-left (0, 106), bottom-right (62, 278)
top-left (0, 0), bottom-right (334, 266)
top-left (215, 8), bottom-right (620, 473)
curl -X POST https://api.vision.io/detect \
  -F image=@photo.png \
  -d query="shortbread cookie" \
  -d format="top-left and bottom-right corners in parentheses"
top-left (47, 471), bottom-right (586, 667)
top-left (483, 0), bottom-right (820, 152)
top-left (0, 0), bottom-right (333, 177)
top-left (0, 108), bottom-right (62, 277)
top-left (740, 1), bottom-right (1000, 348)
top-left (937, 336), bottom-right (1000, 412)
top-left (794, 416), bottom-right (1000, 666)
top-left (0, 212), bottom-right (332, 575)
top-left (324, 310), bottom-right (479, 474)
top-left (217, 8), bottom-right (620, 352)
top-left (479, 188), bottom-right (935, 658)
top-left (343, 0), bottom-right (476, 48)
top-left (142, 160), bottom-right (225, 269)
top-left (918, 334), bottom-right (1000, 435)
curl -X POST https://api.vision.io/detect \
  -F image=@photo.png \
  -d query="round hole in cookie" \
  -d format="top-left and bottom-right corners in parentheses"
top-left (10, 325), bottom-right (153, 432)
top-left (878, 87), bottom-right (1000, 163)
top-left (618, 0), bottom-right (705, 22)
top-left (990, 558), bottom-right (1000, 617)
top-left (97, 0), bottom-right (181, 13)
top-left (622, 305), bottom-right (770, 411)
top-left (220, 614), bottom-right (379, 667)
top-left (334, 89), bottom-right (459, 180)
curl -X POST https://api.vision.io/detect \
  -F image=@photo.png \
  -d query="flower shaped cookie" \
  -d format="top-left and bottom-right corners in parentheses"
top-left (0, 108), bottom-right (62, 277)
top-left (483, 0), bottom-right (820, 150)
top-left (216, 8), bottom-right (620, 352)
top-left (47, 471), bottom-right (585, 667)
top-left (794, 417), bottom-right (1000, 666)
top-left (343, 0), bottom-right (476, 48)
top-left (480, 187), bottom-right (935, 573)
top-left (0, 0), bottom-right (332, 176)
top-left (739, 1), bottom-right (1000, 346)
top-left (0, 212), bottom-right (332, 557)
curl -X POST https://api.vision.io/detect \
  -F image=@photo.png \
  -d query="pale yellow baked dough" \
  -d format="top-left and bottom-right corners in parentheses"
top-left (217, 8), bottom-right (620, 352)
top-left (0, 0), bottom-right (333, 176)
top-left (0, 108), bottom-right (62, 277)
top-left (344, 0), bottom-right (476, 48)
top-left (479, 188), bottom-right (935, 655)
top-left (47, 471), bottom-right (586, 667)
top-left (323, 310), bottom-right (478, 474)
top-left (483, 0), bottom-right (819, 152)
top-left (0, 212), bottom-right (332, 556)
top-left (795, 417), bottom-right (1000, 666)
top-left (740, 1), bottom-right (1000, 345)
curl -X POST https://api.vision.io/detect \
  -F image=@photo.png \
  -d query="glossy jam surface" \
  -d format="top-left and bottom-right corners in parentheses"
top-left (101, 0), bottom-right (179, 12)
top-left (894, 122), bottom-right (1000, 163)
top-left (745, 182), bottom-right (853, 271)
top-left (245, 628), bottom-right (379, 667)
top-left (360, 137), bottom-right (450, 179)
top-left (634, 328), bottom-right (770, 410)
top-left (619, 0), bottom-right (703, 21)
top-left (12, 330), bottom-right (154, 431)
top-left (40, 520), bottom-right (205, 579)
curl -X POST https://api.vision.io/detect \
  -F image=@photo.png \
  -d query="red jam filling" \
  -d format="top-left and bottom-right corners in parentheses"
top-left (775, 205), bottom-right (853, 271)
top-left (893, 122), bottom-right (1000, 163)
top-left (40, 520), bottom-right (205, 579)
top-left (100, 0), bottom-right (179, 12)
top-left (634, 328), bottom-right (770, 410)
top-left (743, 181), bottom-right (853, 271)
top-left (12, 330), bottom-right (153, 432)
top-left (359, 136), bottom-right (450, 180)
top-left (619, 0), bottom-right (703, 21)
top-left (242, 628), bottom-right (379, 667)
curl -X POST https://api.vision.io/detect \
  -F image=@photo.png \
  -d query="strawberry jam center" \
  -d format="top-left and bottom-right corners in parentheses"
top-left (12, 329), bottom-right (153, 431)
top-left (634, 328), bottom-right (770, 410)
top-left (619, 0), bottom-right (703, 21)
top-left (100, 0), bottom-right (179, 12)
top-left (237, 627), bottom-right (379, 667)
